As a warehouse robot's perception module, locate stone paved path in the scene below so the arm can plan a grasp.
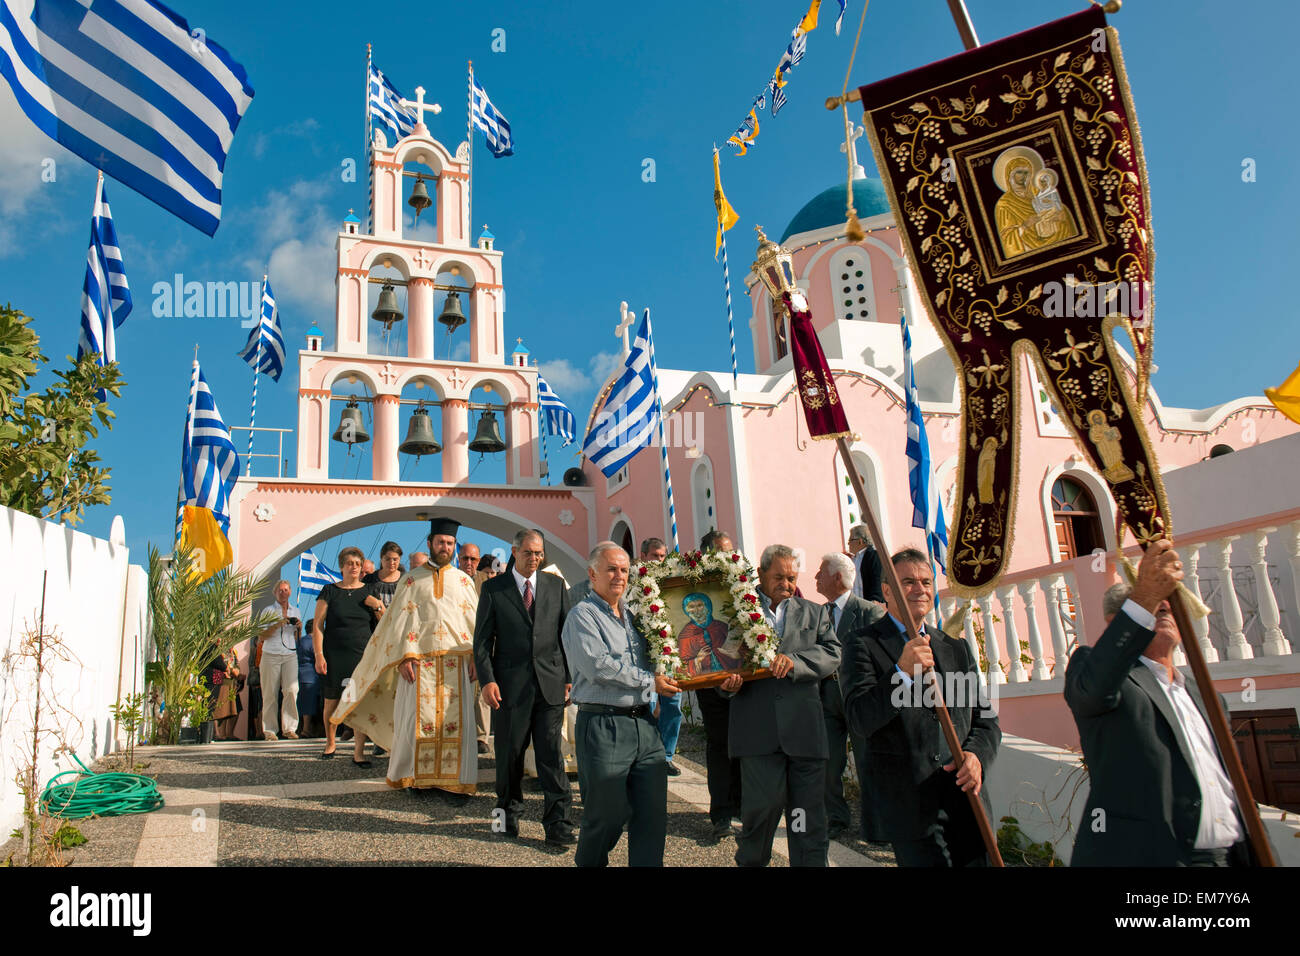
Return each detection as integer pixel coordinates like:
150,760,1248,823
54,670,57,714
5,737,897,867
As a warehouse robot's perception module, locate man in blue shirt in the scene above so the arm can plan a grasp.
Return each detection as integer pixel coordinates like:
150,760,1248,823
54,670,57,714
562,541,682,866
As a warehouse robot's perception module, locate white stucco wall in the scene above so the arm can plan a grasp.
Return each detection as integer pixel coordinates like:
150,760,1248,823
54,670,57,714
0,506,148,839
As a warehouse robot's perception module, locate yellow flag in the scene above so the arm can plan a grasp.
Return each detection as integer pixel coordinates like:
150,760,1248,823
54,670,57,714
799,0,822,34
713,150,739,258
1266,361,1300,425
180,505,234,582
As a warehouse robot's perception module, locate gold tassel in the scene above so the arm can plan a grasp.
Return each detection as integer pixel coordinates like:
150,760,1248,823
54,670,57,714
941,600,970,642
842,103,866,241
1117,552,1210,619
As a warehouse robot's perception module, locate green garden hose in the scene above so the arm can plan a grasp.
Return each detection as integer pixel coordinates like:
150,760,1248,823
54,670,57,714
38,754,164,818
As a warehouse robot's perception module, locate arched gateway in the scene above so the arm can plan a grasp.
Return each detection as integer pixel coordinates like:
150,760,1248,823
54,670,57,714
227,98,596,586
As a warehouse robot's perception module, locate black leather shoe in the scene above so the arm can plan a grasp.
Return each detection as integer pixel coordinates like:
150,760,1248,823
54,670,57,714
665,761,682,777
501,819,520,838
710,819,732,841
477,740,490,754
545,827,577,846
827,824,847,841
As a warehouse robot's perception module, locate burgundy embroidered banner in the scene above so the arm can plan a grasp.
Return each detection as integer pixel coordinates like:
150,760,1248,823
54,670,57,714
858,7,1168,595
785,290,853,441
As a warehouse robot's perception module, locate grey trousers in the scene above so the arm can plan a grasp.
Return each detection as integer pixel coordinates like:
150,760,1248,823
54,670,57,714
735,753,829,867
574,710,667,867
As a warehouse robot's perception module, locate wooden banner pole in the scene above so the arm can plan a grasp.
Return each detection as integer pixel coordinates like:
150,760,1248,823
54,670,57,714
835,437,1004,866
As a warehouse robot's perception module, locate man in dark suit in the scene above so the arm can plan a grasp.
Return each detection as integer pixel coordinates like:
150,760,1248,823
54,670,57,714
696,529,744,840
847,524,884,603
814,552,887,842
719,544,841,866
473,528,576,846
1065,538,1257,866
842,547,1000,866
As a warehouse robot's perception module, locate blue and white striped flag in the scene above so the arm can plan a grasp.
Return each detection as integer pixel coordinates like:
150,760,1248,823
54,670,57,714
470,72,513,157
237,277,284,381
537,373,576,447
78,172,131,378
298,550,341,601
583,309,661,478
902,314,948,574
0,0,255,236
178,359,239,537
772,85,787,117
834,0,847,35
368,61,414,147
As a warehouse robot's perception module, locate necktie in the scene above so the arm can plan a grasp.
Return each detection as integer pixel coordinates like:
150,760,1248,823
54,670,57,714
827,601,839,631
523,579,534,617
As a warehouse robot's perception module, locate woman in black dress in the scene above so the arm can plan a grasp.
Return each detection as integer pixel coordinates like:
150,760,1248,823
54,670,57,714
312,546,385,762
363,541,405,609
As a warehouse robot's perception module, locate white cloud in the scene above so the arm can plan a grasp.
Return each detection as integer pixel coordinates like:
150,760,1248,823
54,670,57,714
449,339,471,361
587,350,624,385
537,358,589,394
0,87,76,254
241,176,339,316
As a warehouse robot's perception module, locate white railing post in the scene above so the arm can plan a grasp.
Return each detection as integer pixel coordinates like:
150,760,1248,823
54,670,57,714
1178,543,1217,664
962,600,982,679
1286,521,1300,652
1250,528,1291,657
996,585,1028,682
1214,536,1253,661
979,594,1005,684
1017,579,1052,681
1046,573,1072,675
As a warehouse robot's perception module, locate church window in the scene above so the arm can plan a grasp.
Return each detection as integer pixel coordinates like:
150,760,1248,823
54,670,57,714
1052,477,1103,562
829,247,875,321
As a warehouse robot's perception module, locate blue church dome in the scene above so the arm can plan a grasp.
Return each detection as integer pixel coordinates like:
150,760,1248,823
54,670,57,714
780,178,892,242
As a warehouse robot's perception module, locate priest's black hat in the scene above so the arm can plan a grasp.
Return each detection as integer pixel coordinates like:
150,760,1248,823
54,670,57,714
428,517,461,539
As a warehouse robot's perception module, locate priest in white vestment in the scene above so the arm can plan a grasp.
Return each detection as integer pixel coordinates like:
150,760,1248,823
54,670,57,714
335,518,479,793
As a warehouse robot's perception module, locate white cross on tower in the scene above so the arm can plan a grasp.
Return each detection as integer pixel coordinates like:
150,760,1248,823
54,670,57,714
412,248,434,271
400,86,442,129
841,121,865,179
447,367,467,390
615,301,635,357
379,362,397,385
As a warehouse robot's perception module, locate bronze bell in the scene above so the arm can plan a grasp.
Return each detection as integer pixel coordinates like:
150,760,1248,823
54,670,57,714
408,175,432,221
399,405,441,458
372,283,404,329
468,409,506,454
438,290,466,334
332,398,370,450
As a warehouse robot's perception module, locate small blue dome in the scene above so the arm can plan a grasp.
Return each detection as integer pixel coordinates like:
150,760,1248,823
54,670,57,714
343,212,360,224
478,225,495,240
512,339,529,354
780,178,892,242
307,324,323,336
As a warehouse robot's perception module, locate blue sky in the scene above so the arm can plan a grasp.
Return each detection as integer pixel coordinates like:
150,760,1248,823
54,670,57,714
2,0,1297,599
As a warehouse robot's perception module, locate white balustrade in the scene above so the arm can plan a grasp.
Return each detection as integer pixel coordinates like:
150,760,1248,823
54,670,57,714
1045,573,1072,675
1287,521,1300,652
1178,543,1218,663
1017,579,1052,680
996,586,1028,682
961,601,982,678
979,595,1004,684
1213,537,1253,660
1250,528,1292,657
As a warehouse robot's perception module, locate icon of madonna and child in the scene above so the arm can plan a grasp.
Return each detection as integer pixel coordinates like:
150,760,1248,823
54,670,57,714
992,145,1079,260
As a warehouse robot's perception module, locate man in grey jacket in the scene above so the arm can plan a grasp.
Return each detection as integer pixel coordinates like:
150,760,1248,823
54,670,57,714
720,544,841,867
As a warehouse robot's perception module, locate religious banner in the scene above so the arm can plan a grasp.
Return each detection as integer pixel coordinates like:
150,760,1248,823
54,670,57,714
857,6,1166,594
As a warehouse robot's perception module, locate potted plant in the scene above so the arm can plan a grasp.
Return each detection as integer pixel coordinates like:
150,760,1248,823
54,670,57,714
146,545,278,745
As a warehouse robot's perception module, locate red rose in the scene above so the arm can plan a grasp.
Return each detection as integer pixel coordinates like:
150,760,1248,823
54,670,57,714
661,647,670,655
659,628,668,638
731,553,741,562
650,604,660,613
643,586,652,595
739,574,748,582
749,612,761,622
744,594,757,604
756,634,767,643
639,567,648,576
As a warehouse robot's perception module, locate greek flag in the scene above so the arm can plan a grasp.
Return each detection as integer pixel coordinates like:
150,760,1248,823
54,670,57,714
902,314,948,574
78,173,131,377
583,309,661,478
368,61,414,147
0,0,255,236
834,0,847,35
178,359,239,537
470,72,513,157
237,277,284,381
298,550,341,601
537,373,576,447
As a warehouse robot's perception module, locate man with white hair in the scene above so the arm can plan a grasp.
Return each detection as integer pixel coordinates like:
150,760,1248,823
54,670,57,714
1066,539,1256,866
719,544,841,867
562,541,681,866
814,552,886,842
847,524,884,603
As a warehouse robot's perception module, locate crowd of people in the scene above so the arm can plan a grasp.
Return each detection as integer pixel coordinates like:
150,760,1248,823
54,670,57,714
234,518,1257,869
